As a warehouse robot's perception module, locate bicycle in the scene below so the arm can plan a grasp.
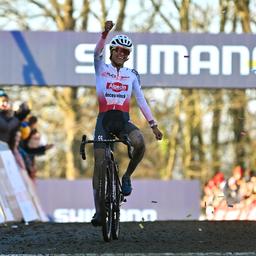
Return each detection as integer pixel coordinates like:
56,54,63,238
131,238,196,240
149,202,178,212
80,133,133,242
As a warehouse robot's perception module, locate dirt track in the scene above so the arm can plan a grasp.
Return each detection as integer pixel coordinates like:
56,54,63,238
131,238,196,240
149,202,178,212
1,221,256,254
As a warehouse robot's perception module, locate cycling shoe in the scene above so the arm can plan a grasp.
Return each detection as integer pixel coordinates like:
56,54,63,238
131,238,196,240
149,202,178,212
91,213,102,227
122,175,132,196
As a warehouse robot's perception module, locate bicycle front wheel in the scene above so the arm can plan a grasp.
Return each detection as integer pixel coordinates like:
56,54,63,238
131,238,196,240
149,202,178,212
100,161,113,242
111,164,121,240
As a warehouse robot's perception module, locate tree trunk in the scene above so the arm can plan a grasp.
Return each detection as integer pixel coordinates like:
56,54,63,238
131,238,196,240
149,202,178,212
235,0,251,33
177,0,205,179
180,0,190,32
230,0,251,167
181,90,192,178
54,87,79,179
163,101,181,179
210,90,222,172
209,0,229,173
81,0,90,30
115,0,128,31
219,0,229,32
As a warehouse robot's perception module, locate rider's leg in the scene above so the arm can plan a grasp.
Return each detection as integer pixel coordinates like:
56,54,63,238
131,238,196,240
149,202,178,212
122,129,145,196
92,113,106,226
92,147,105,226
125,129,145,176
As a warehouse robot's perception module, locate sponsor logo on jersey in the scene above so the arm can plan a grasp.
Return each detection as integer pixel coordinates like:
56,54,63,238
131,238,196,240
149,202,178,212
120,75,130,79
106,82,128,92
105,92,125,98
101,71,116,78
101,71,130,80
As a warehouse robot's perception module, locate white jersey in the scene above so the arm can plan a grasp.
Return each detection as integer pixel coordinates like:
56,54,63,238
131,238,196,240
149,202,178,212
94,36,154,122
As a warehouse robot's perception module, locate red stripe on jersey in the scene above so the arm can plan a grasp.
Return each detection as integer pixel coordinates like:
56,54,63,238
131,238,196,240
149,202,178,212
98,97,130,112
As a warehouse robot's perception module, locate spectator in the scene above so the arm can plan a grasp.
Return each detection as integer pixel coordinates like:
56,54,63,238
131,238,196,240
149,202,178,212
0,89,19,142
20,115,38,140
28,115,38,130
20,128,53,180
0,89,30,143
20,121,31,140
223,165,244,205
22,129,53,155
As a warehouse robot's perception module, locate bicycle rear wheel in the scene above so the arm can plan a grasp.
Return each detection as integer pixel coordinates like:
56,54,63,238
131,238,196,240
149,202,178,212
111,164,121,240
99,161,113,242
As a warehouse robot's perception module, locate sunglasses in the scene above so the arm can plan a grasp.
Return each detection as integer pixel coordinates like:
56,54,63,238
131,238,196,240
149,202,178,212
114,47,130,56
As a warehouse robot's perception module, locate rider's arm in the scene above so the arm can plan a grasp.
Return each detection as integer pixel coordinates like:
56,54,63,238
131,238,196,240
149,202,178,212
94,35,106,74
94,21,113,74
94,32,108,60
132,69,158,129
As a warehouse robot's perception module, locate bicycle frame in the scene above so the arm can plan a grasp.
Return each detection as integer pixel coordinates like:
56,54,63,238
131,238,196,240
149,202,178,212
80,134,132,242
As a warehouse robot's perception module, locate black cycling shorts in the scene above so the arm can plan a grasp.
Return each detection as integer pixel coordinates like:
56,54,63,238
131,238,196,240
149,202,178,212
94,110,138,149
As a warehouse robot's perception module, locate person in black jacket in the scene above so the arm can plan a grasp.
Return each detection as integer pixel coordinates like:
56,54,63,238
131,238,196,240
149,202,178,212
0,89,30,143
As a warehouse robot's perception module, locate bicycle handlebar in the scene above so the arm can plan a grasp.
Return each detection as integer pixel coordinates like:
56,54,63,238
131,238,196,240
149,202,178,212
80,134,133,160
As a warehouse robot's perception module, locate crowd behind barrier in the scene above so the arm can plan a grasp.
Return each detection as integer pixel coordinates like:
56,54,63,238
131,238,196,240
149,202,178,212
0,88,53,182
0,88,52,223
201,166,256,220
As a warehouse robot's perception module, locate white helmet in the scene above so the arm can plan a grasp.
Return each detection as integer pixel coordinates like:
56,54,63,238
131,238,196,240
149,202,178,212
109,34,133,52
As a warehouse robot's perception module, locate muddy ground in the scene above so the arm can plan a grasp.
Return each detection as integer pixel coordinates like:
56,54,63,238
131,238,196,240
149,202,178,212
0,221,256,254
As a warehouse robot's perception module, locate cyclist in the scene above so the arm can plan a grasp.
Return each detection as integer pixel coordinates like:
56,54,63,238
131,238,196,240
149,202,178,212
91,20,163,226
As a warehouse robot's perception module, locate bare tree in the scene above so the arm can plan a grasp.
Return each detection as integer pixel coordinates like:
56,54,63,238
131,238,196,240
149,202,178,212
115,0,128,31
229,0,251,167
235,0,251,33
208,0,230,174
150,0,177,31
219,0,229,32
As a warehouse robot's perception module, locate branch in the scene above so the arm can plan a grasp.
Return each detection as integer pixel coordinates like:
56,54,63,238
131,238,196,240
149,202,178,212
90,10,100,23
50,0,63,22
150,0,176,31
62,0,75,30
100,0,107,26
1,8,31,29
48,0,66,30
80,0,90,30
144,7,158,31
251,16,256,25
29,0,55,18
115,0,127,31
173,0,180,12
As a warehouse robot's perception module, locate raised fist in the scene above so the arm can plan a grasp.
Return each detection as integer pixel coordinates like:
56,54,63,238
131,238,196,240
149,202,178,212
104,20,114,32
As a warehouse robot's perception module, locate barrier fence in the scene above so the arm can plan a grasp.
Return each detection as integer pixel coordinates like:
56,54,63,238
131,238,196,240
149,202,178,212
36,179,201,222
0,141,48,223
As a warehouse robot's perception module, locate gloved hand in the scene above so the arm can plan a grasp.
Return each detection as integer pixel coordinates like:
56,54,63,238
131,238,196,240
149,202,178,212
104,20,114,32
152,126,163,140
102,20,114,38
